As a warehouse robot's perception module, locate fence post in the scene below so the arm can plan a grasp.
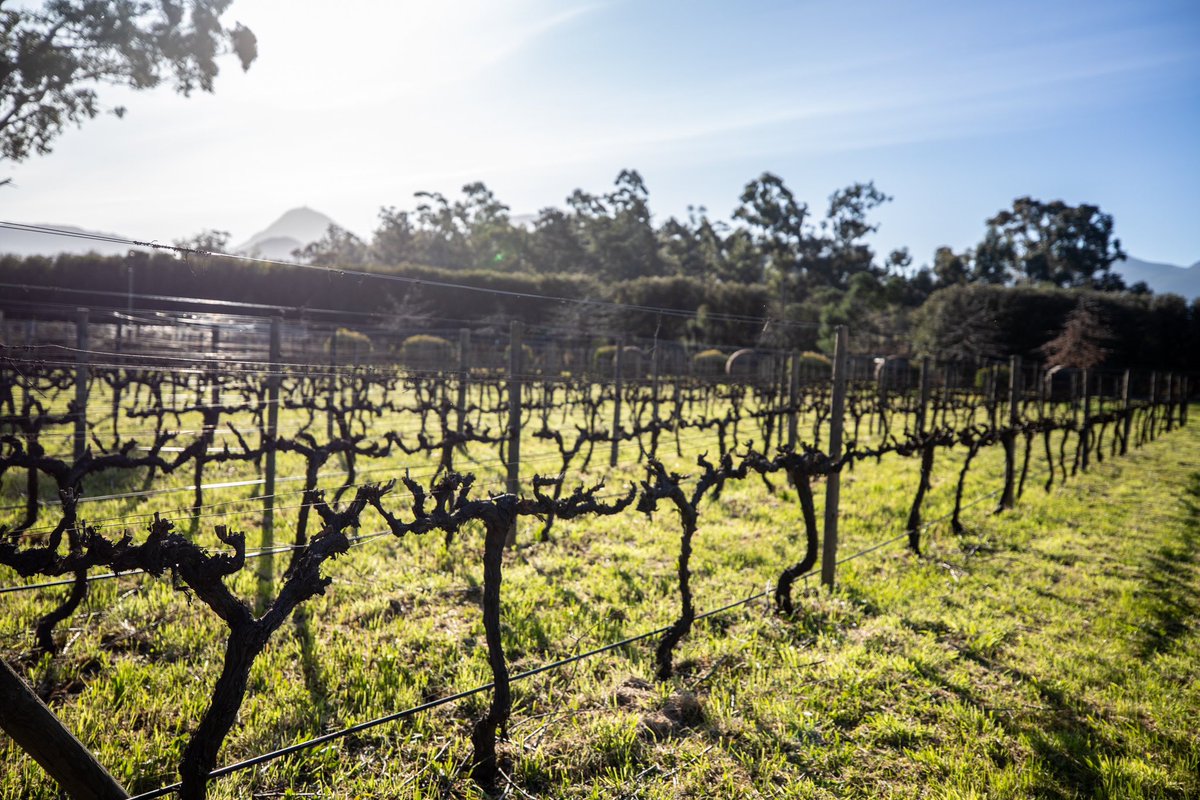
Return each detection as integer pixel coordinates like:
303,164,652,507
610,338,624,468
916,356,931,435
788,351,800,450
650,340,661,454
259,317,282,611
999,355,1021,510
457,328,471,437
1117,369,1131,455
73,308,89,461
821,325,848,590
0,660,129,800
326,327,337,444
1181,376,1189,427
506,320,524,546
905,356,933,552
210,326,221,410
1079,368,1091,471
1148,371,1158,442
1164,373,1175,432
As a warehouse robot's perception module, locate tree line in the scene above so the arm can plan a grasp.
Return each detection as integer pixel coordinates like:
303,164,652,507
3,170,1197,372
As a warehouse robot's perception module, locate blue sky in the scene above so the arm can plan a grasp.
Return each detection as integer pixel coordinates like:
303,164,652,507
3,0,1199,266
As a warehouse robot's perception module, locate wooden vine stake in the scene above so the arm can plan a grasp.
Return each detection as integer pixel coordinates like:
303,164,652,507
1120,369,1132,455
209,326,220,409
998,355,1020,510
73,308,89,461
1165,372,1175,432
905,356,933,553
327,326,337,445
457,328,471,439
1080,368,1092,471
1181,376,1189,427
1147,371,1157,443
258,316,282,611
788,351,800,450
821,325,848,589
610,338,624,467
650,339,661,456
505,320,523,546
0,660,129,800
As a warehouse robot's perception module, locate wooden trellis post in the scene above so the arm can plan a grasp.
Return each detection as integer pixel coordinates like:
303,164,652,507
610,339,624,468
821,325,848,590
209,326,221,410
788,351,800,450
0,660,128,800
258,316,282,610
1120,369,1132,455
1081,368,1092,471
1181,376,1189,427
457,328,471,437
326,327,337,445
999,355,1020,510
650,340,661,454
1148,371,1158,442
1165,373,1175,432
73,308,89,461
916,356,931,435
506,320,524,546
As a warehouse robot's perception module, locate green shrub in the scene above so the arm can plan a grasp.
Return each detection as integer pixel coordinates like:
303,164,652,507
593,345,617,370
974,364,1010,392
692,348,727,377
400,334,454,365
504,343,536,368
795,350,832,380
799,351,831,369
328,328,372,359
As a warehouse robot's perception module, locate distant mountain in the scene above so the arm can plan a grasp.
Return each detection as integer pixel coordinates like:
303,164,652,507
235,207,337,258
242,235,304,261
0,223,148,257
1113,256,1200,300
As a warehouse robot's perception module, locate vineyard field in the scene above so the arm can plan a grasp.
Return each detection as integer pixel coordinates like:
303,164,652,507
0,318,1195,799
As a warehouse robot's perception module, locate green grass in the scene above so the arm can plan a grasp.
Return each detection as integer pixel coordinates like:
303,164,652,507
1,395,1196,798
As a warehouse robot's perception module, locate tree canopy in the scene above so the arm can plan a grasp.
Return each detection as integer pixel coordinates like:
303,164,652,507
981,197,1126,288
285,171,1161,354
0,1,256,167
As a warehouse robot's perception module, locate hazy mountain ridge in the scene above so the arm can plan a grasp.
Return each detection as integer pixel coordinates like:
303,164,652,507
233,207,337,258
1112,256,1200,300
0,207,342,261
0,224,149,257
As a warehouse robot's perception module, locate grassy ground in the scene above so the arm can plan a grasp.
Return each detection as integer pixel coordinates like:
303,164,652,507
1,396,1197,799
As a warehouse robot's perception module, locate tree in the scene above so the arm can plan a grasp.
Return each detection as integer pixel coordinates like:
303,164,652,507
371,206,418,265
931,246,969,288
293,225,368,266
411,190,471,268
457,182,523,270
970,228,1013,284
572,169,664,281
658,206,741,282
733,172,808,296
1,1,257,173
174,228,230,252
1038,298,1110,369
820,180,891,287
983,197,1126,288
527,207,591,274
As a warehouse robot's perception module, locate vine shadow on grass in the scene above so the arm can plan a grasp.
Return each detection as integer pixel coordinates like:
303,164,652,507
1130,472,1199,660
